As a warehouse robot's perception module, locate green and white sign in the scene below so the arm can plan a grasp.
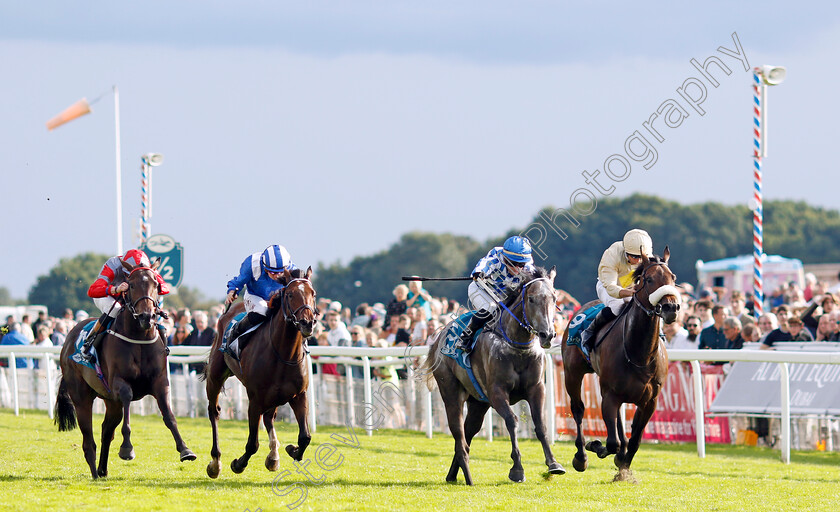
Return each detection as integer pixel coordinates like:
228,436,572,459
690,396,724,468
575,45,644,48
140,234,184,288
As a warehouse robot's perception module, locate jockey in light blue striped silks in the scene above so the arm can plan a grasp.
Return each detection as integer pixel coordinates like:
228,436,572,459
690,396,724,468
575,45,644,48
225,245,297,349
454,236,535,353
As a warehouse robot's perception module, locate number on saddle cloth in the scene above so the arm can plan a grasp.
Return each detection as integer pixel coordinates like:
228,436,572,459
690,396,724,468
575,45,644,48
567,303,607,347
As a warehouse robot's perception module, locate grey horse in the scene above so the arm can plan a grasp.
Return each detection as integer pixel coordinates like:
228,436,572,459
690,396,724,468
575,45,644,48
422,266,565,485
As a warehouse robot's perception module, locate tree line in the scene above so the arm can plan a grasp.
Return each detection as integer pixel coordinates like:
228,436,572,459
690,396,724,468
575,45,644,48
11,194,840,315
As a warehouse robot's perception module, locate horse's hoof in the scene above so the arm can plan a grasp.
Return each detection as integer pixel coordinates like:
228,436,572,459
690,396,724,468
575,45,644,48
508,469,526,483
266,455,280,471
445,476,458,483
584,440,601,453
97,468,107,478
180,449,197,462
572,456,588,472
207,461,220,479
285,444,300,461
230,459,246,474
119,447,135,461
547,462,566,475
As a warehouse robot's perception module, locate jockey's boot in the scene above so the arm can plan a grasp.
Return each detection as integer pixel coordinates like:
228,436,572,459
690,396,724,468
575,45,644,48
230,312,264,352
454,310,493,354
80,313,111,363
580,308,616,352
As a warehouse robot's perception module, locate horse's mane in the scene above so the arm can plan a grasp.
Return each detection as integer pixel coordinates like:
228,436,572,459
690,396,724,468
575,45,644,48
632,255,666,283
267,268,306,312
504,266,550,307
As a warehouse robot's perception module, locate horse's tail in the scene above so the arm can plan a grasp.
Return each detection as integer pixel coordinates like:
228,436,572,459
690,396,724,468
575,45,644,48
418,328,445,392
54,377,77,432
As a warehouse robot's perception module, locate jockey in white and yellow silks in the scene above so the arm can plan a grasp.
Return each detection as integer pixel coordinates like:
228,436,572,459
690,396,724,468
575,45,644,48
581,229,653,350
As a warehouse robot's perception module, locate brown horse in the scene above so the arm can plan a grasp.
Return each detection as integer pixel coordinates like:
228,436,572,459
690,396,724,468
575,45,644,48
423,266,565,485
55,259,195,479
204,266,317,479
560,247,680,481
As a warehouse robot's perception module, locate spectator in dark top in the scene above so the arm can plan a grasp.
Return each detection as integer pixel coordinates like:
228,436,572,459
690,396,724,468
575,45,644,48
785,317,813,342
699,305,729,350
722,317,745,350
761,305,792,350
384,284,408,328
800,294,836,337
815,313,838,341
185,311,215,347
184,311,216,373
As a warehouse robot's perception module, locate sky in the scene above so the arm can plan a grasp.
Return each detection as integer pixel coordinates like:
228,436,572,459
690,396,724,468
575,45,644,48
2,2,840,302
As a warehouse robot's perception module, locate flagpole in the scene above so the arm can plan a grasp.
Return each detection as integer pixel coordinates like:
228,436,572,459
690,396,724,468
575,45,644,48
114,85,123,255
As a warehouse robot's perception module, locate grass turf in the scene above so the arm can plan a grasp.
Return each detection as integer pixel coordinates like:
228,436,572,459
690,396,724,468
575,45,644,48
0,408,838,511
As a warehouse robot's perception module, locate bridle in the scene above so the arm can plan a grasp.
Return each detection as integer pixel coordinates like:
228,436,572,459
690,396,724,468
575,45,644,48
281,277,317,330
122,266,162,324
632,261,674,318
496,277,552,347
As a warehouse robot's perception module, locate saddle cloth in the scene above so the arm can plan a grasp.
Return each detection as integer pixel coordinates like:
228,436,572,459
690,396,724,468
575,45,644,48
565,303,606,359
70,322,100,370
220,312,262,360
439,311,489,402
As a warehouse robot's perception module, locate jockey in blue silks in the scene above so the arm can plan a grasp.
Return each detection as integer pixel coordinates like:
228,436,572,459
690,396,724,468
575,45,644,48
454,236,536,353
225,245,297,348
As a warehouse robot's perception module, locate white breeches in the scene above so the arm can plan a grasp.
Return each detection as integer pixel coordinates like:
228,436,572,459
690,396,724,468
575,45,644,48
93,296,123,318
243,290,269,316
596,280,631,315
468,281,499,313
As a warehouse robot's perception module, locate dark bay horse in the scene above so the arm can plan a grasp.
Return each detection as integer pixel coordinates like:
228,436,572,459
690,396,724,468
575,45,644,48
204,267,317,479
55,259,195,479
561,248,680,481
423,267,565,485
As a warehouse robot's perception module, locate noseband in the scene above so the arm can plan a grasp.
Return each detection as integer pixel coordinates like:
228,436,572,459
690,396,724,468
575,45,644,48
281,278,317,329
632,262,678,318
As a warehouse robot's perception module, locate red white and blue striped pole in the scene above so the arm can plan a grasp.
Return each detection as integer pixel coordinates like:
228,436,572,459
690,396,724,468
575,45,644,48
140,160,150,244
752,69,764,317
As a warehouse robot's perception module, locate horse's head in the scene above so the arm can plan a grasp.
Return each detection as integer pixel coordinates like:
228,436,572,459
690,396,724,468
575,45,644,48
281,266,318,337
634,246,681,324
520,266,558,349
120,259,161,331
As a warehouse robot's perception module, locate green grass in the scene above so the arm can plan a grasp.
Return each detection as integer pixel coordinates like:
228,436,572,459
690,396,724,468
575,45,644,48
0,408,838,511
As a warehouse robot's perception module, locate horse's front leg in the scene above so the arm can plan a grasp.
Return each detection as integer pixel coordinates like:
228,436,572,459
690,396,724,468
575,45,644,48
565,364,589,472
587,391,621,459
205,354,229,478
526,383,565,475
616,396,658,479
264,407,281,470
153,376,196,462
285,392,311,461
489,388,525,483
112,378,135,461
97,399,123,477
231,399,262,473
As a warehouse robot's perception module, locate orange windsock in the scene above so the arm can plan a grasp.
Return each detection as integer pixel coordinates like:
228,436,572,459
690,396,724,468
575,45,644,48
46,98,92,130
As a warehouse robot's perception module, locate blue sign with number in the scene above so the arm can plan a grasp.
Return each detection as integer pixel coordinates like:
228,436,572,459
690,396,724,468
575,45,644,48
140,234,184,288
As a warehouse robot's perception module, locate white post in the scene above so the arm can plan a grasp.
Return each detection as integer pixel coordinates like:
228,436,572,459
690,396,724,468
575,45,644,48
545,353,557,444
780,362,791,463
690,360,706,458
485,408,493,442
182,363,191,416
113,85,123,254
306,353,316,433
424,386,433,439
346,365,355,428
363,356,372,436
10,353,19,416
45,355,54,420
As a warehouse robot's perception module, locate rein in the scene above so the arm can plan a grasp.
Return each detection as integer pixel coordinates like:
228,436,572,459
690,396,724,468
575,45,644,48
270,277,315,366
496,278,550,347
